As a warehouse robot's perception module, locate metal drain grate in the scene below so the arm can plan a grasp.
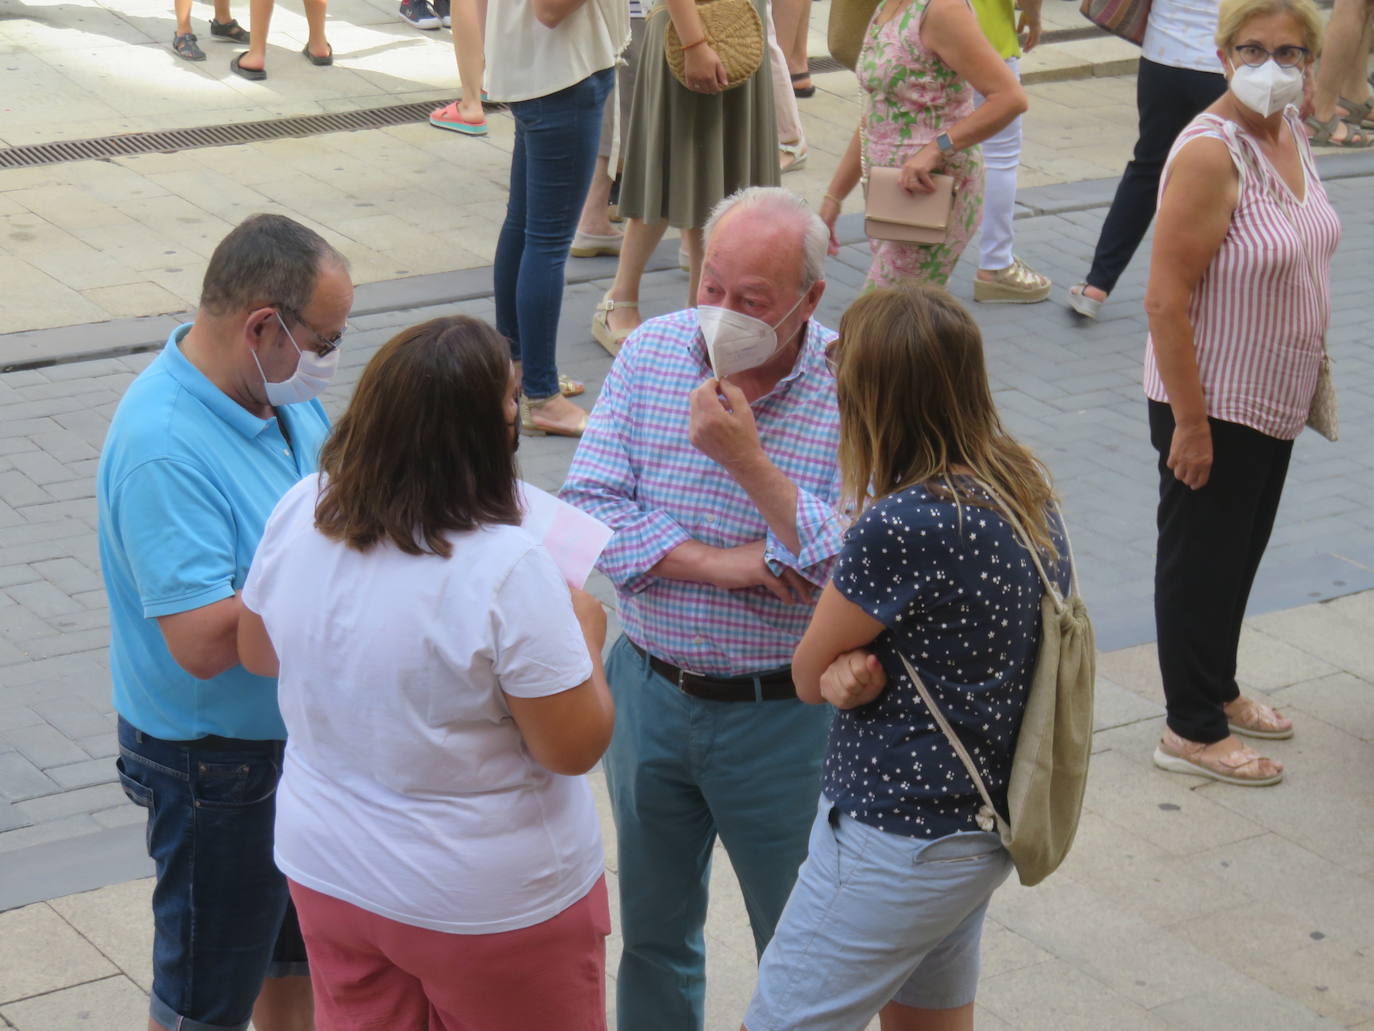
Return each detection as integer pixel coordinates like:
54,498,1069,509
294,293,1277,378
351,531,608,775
0,100,471,170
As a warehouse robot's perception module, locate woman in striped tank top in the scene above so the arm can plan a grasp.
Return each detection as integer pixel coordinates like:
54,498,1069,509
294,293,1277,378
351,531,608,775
1143,0,1339,787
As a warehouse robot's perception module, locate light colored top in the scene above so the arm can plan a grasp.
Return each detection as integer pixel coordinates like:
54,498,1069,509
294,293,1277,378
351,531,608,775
484,0,630,103
1142,0,1220,73
561,311,846,677
97,325,328,741
243,474,601,934
1143,109,1342,441
971,0,1020,60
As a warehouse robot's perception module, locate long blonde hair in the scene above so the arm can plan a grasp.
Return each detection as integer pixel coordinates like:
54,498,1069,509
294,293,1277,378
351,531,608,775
834,285,1059,556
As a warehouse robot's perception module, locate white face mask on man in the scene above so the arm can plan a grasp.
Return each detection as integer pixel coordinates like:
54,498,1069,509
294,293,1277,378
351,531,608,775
1228,57,1304,118
697,293,807,379
252,312,340,406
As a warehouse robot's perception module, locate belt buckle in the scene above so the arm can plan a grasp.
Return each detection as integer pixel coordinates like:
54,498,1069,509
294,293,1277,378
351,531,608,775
676,666,703,694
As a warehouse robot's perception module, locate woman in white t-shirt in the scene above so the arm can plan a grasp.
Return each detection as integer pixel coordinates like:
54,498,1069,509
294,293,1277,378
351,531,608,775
239,315,615,1031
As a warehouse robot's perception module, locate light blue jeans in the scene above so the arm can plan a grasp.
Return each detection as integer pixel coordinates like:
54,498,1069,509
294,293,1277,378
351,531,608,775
746,796,1013,1030
602,635,832,1031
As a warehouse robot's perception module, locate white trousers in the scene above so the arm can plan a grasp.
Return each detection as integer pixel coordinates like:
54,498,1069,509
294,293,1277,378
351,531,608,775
972,56,1021,271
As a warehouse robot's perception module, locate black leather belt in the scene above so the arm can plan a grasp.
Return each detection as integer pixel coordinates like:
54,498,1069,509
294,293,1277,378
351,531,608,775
629,639,796,702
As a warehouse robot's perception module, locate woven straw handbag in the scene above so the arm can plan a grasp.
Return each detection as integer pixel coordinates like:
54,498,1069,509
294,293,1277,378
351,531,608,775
1307,352,1338,440
828,0,881,70
664,0,764,92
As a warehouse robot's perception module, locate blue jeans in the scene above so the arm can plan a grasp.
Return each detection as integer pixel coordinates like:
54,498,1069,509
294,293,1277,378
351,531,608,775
116,717,307,1031
602,635,833,1031
494,67,614,400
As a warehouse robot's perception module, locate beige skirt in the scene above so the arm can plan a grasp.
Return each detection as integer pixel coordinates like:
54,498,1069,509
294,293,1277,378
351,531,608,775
617,0,781,229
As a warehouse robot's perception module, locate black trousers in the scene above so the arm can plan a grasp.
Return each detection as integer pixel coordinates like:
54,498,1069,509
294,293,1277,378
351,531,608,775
1086,59,1227,295
1149,401,1294,743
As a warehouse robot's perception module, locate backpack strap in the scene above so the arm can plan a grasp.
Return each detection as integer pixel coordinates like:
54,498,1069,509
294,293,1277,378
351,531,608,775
898,653,1006,833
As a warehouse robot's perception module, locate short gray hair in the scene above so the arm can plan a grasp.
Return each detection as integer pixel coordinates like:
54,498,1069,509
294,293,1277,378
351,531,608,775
703,187,829,291
199,213,349,317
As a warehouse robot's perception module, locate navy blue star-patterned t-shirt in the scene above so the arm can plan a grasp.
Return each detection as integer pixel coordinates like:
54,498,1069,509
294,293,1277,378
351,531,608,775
823,480,1070,839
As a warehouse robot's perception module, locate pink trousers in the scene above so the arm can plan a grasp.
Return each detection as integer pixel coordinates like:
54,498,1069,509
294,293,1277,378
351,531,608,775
288,876,611,1030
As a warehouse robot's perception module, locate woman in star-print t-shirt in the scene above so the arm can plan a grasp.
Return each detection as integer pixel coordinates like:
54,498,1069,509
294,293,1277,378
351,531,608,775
744,284,1070,1031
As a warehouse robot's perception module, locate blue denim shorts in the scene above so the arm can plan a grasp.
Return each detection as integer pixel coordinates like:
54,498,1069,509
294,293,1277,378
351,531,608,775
116,717,307,1031
745,795,1013,1030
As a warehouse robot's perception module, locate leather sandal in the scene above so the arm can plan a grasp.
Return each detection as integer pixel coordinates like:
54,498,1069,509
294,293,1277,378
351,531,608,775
1304,113,1373,148
1152,729,1283,787
208,18,250,43
1336,95,1374,131
172,31,206,61
520,394,587,438
790,71,815,98
591,291,637,357
1224,696,1294,740
558,374,585,398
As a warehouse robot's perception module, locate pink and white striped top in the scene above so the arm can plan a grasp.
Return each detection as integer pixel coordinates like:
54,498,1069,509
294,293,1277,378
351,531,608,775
1143,107,1342,441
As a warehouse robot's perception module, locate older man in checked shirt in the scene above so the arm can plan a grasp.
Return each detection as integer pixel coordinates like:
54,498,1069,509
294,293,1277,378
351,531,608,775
562,187,844,1031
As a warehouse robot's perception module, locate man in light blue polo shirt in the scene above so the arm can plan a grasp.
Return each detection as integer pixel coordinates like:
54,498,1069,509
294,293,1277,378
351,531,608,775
98,213,352,1031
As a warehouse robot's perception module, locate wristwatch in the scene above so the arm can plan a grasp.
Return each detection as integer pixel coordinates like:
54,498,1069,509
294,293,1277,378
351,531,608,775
935,132,954,153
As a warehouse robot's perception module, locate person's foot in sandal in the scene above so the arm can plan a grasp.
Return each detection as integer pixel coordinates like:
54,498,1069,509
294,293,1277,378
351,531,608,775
172,31,206,61
790,70,815,98
1152,728,1283,786
231,51,266,79
1305,113,1373,148
208,18,250,43
521,393,588,438
1223,695,1293,739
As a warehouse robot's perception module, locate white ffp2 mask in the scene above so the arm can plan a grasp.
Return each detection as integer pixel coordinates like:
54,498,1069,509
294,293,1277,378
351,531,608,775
1229,58,1304,118
697,294,806,378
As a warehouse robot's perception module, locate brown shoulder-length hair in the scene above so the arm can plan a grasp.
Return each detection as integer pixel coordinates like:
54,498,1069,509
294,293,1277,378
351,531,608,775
314,315,521,557
833,285,1059,556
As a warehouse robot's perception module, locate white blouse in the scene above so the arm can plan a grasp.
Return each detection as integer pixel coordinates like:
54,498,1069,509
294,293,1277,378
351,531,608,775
1142,0,1221,73
484,0,630,103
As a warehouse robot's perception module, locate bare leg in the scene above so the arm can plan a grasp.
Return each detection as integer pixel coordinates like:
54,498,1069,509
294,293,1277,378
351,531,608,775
212,0,233,25
605,218,670,334
682,226,705,305
771,0,809,81
251,975,314,1031
1311,0,1374,139
788,0,810,85
879,1000,976,1031
451,0,486,122
578,156,618,236
237,0,274,70
1337,8,1374,105
174,0,193,34
303,0,329,58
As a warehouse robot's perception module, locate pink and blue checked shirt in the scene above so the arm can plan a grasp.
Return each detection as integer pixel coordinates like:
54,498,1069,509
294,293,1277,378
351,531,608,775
562,309,846,677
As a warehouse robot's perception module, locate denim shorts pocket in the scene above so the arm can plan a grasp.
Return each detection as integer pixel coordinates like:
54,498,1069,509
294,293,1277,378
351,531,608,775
115,755,153,809
913,831,1005,866
191,756,280,809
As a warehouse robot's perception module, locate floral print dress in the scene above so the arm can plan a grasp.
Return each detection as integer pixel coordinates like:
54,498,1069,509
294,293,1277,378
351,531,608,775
858,0,985,288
